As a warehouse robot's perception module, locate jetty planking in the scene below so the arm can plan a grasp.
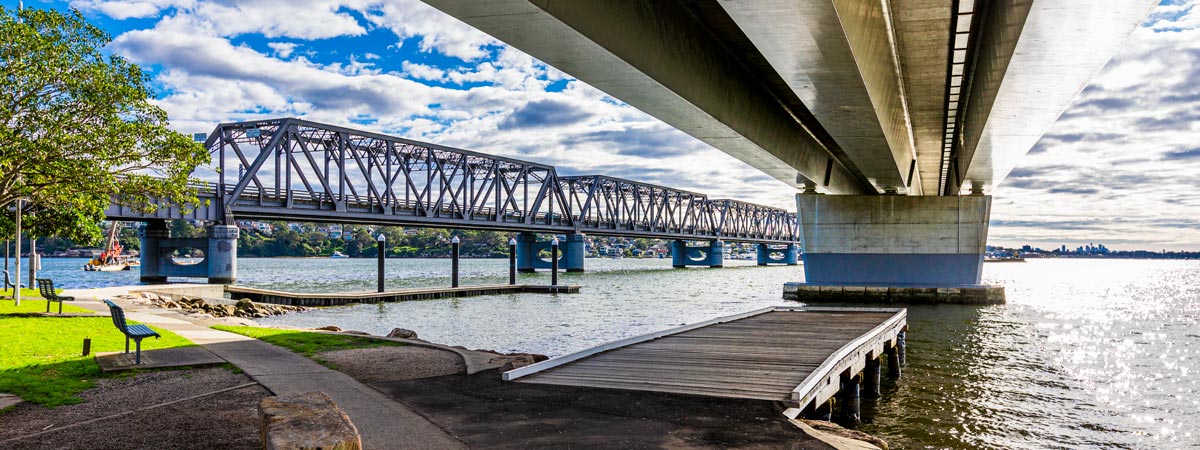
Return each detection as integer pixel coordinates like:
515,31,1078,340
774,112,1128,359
505,306,906,414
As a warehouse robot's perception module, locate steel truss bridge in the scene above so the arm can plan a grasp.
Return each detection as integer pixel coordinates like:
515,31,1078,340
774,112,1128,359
107,118,799,244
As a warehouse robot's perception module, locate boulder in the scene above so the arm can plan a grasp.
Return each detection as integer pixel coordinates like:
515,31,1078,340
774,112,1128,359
386,328,418,339
259,392,361,450
218,304,237,316
314,326,342,332
497,355,537,372
235,299,255,310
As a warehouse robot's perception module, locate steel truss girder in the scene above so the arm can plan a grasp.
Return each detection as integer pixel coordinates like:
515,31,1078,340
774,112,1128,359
138,118,800,244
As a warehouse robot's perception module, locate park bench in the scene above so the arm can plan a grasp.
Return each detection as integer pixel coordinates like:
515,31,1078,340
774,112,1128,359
103,300,160,365
36,278,75,314
3,270,13,292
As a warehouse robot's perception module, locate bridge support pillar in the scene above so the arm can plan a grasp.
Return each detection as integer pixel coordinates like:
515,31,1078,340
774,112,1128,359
139,220,169,283
206,225,238,284
756,243,798,266
138,221,238,284
795,194,991,287
515,232,585,273
672,240,724,268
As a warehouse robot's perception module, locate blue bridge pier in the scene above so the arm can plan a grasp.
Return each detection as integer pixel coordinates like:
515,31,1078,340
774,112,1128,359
515,232,585,273
139,219,238,284
671,240,724,268
757,243,799,266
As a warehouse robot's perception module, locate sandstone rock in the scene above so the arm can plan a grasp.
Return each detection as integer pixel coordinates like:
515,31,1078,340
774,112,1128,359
386,328,418,339
236,299,255,310
259,392,361,450
796,419,888,450
497,355,536,372
218,305,237,316
314,326,342,332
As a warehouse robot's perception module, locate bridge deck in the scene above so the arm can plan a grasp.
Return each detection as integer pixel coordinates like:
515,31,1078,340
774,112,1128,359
503,307,905,409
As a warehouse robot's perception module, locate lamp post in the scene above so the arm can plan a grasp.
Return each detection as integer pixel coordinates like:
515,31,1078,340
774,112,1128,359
451,236,460,288
550,236,559,286
508,237,517,285
13,200,21,305
376,234,386,293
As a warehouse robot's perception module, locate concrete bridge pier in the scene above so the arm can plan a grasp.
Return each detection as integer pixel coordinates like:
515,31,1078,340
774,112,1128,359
515,232,585,273
671,240,724,268
756,243,799,266
795,193,990,285
139,220,239,284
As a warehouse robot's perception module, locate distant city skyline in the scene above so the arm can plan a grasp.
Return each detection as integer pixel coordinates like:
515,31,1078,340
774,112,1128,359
9,0,1200,250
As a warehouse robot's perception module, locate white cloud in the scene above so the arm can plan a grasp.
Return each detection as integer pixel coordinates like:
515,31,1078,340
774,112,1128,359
359,0,497,61
69,0,191,19
266,42,297,58
401,61,445,82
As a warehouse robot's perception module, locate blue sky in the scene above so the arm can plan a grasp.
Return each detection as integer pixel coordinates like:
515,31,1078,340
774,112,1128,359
10,0,1200,250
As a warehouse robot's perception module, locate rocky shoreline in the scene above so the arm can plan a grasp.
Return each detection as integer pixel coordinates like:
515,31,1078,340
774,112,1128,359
122,292,307,319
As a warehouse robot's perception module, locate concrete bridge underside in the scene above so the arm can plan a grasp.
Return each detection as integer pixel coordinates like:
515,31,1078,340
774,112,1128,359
423,0,1155,286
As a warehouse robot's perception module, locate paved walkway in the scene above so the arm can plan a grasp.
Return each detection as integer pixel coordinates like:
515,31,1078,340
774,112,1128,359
69,291,467,450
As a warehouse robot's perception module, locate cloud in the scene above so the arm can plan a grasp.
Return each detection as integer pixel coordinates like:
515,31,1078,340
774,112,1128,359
266,42,297,58
1161,147,1200,160
499,100,592,129
69,0,190,19
401,61,446,82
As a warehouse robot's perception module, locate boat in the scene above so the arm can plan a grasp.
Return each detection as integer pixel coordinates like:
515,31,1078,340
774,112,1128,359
84,222,140,271
330,251,350,259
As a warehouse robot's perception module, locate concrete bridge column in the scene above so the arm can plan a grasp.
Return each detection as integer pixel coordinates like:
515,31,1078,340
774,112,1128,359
796,194,991,286
206,225,238,284
672,240,723,268
516,232,537,273
139,220,169,283
756,243,799,266
516,232,585,273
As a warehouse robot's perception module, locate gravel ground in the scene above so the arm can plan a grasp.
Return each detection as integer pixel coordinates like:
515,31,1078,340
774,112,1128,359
0,367,268,450
316,346,466,383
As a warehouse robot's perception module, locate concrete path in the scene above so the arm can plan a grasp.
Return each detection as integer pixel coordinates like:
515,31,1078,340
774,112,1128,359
70,294,467,450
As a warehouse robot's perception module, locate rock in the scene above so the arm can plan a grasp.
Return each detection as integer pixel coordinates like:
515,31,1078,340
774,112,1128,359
386,328,418,339
259,392,361,450
236,299,255,310
342,330,371,336
314,326,342,332
218,305,237,317
795,419,888,450
497,355,537,372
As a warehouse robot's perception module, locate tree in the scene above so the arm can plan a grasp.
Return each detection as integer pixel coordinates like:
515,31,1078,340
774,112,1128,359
0,7,209,243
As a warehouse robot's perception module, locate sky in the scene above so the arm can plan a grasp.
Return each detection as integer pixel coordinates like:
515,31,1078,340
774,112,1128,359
9,0,1200,251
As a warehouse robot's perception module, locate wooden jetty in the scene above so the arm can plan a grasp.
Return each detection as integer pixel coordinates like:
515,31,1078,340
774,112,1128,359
225,284,580,306
504,306,906,418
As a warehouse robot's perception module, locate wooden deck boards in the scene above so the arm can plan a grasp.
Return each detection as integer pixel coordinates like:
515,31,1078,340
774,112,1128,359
515,309,899,403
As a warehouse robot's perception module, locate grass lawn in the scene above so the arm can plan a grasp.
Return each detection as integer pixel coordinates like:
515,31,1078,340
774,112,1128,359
212,325,401,368
0,313,194,408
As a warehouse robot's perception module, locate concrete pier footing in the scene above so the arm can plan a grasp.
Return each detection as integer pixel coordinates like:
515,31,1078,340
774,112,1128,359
515,232,585,273
783,282,1006,304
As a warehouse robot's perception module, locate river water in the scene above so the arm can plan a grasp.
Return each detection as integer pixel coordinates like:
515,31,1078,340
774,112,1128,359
22,257,1200,449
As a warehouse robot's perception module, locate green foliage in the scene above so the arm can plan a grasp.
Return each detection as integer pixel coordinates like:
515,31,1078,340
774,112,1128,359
0,7,209,245
0,315,193,407
236,223,516,258
211,325,400,369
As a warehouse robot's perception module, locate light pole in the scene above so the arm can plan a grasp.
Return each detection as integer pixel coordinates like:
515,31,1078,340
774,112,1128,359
451,236,460,288
376,234,386,293
13,200,21,305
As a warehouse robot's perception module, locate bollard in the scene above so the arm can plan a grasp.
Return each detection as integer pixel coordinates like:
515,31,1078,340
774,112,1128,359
864,356,882,397
82,338,91,357
837,373,861,425
550,237,559,286
376,234,386,293
451,236,460,288
886,344,902,378
508,238,517,285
